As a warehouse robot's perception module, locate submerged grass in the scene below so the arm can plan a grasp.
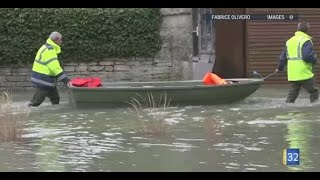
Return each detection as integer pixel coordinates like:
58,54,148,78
126,92,173,136
203,117,224,142
0,91,29,142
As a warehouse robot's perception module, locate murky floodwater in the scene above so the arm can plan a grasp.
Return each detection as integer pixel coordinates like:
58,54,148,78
1,85,320,172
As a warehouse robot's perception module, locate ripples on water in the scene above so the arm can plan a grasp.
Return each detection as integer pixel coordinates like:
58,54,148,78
1,88,320,172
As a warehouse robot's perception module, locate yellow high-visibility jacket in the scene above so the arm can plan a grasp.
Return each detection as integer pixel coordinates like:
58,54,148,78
31,38,69,89
286,31,314,81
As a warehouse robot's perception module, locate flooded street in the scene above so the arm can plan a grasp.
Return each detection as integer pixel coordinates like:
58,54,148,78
1,85,320,172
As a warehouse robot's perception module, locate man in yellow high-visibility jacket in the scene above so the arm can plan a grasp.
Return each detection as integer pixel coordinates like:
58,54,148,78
28,31,69,107
276,21,318,103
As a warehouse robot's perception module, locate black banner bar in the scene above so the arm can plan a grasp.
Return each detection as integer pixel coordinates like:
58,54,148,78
207,14,299,21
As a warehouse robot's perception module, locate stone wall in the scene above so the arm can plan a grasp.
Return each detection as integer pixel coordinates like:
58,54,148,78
0,8,193,91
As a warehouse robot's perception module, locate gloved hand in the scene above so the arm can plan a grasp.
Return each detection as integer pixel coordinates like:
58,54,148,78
62,78,70,85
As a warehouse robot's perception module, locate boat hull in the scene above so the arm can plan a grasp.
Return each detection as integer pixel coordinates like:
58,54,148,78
67,78,263,108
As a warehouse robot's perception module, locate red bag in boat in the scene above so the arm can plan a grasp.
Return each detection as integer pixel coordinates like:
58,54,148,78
70,77,88,87
87,77,102,87
70,77,102,87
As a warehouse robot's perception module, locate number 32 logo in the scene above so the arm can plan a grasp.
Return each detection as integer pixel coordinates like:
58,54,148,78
288,153,299,162
285,149,300,165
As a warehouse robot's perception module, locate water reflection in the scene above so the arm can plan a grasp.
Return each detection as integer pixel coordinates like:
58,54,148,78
284,112,314,171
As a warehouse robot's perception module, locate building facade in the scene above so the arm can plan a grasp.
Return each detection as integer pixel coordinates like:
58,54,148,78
1,8,320,90
212,8,320,84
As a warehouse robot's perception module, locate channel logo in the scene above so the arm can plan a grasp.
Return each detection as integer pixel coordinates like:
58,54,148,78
283,148,300,165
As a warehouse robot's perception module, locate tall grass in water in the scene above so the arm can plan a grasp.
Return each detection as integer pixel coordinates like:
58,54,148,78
0,91,29,142
126,92,172,136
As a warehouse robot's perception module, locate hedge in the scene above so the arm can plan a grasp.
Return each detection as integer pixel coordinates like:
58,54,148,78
0,8,162,65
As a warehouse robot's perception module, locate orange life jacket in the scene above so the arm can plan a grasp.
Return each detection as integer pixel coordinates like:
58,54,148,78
202,73,227,85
